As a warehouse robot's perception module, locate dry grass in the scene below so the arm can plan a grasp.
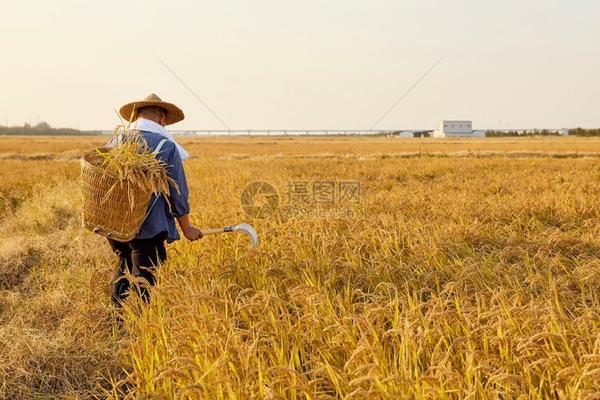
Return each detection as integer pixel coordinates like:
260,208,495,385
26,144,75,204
0,136,598,399
4,135,600,157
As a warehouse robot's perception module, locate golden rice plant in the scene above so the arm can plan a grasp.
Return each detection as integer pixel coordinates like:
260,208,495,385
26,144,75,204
1,136,599,399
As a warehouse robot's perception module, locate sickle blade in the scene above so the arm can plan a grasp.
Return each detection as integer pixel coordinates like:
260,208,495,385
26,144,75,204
231,223,258,248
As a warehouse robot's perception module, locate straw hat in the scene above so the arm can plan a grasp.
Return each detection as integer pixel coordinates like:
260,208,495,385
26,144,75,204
119,93,185,126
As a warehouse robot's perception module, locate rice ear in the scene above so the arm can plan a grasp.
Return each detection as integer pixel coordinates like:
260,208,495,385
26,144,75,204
114,109,126,131
126,105,137,130
91,130,176,212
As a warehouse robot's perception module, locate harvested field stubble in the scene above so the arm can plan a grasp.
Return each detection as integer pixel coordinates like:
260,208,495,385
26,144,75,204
0,136,598,399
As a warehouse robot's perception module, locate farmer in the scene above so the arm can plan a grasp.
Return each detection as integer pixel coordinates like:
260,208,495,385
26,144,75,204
107,94,202,306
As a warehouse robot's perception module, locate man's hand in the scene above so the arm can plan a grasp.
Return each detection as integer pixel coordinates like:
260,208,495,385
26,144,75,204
182,225,203,241
176,214,203,241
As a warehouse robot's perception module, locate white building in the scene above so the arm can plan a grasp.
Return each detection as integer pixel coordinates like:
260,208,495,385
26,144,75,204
433,120,485,138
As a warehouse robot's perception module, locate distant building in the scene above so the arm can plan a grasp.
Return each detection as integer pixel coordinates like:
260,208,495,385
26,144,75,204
432,120,485,138
559,128,570,136
414,130,432,138
390,130,431,138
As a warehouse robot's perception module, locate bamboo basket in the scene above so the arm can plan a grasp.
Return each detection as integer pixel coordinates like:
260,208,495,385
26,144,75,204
81,148,152,242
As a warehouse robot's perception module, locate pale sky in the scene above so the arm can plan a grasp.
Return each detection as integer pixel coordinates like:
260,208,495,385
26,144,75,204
1,0,599,130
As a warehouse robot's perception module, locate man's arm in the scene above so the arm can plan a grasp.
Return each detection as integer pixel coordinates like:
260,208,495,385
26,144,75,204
165,144,203,242
176,214,202,241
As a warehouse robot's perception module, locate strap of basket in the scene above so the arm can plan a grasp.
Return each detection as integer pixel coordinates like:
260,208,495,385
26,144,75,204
141,138,169,221
153,138,168,155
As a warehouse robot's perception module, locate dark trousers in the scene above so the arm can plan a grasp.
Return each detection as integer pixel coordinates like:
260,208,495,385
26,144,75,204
107,232,167,305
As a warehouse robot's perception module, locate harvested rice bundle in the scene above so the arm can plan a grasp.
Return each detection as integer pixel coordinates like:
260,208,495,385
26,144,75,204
81,127,178,242
96,130,178,210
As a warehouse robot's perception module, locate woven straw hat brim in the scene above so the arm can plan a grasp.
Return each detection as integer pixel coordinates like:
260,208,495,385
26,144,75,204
119,100,185,126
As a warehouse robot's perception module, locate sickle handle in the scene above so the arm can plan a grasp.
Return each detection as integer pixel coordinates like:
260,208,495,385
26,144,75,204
201,227,225,236
200,226,234,236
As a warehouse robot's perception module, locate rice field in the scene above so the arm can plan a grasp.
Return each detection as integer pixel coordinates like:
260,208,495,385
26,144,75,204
0,135,599,399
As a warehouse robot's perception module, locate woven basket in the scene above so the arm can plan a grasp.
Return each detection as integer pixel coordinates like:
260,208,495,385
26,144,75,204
81,148,152,242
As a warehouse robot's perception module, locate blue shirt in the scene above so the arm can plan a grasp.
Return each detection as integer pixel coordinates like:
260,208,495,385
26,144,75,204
135,131,190,243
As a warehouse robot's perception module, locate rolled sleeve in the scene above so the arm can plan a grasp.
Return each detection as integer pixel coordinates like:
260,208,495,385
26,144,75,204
165,146,190,217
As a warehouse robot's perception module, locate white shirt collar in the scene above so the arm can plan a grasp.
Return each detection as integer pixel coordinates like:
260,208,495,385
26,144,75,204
133,118,190,161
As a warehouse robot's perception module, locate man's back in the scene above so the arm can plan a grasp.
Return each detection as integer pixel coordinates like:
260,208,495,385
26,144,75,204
135,130,190,243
